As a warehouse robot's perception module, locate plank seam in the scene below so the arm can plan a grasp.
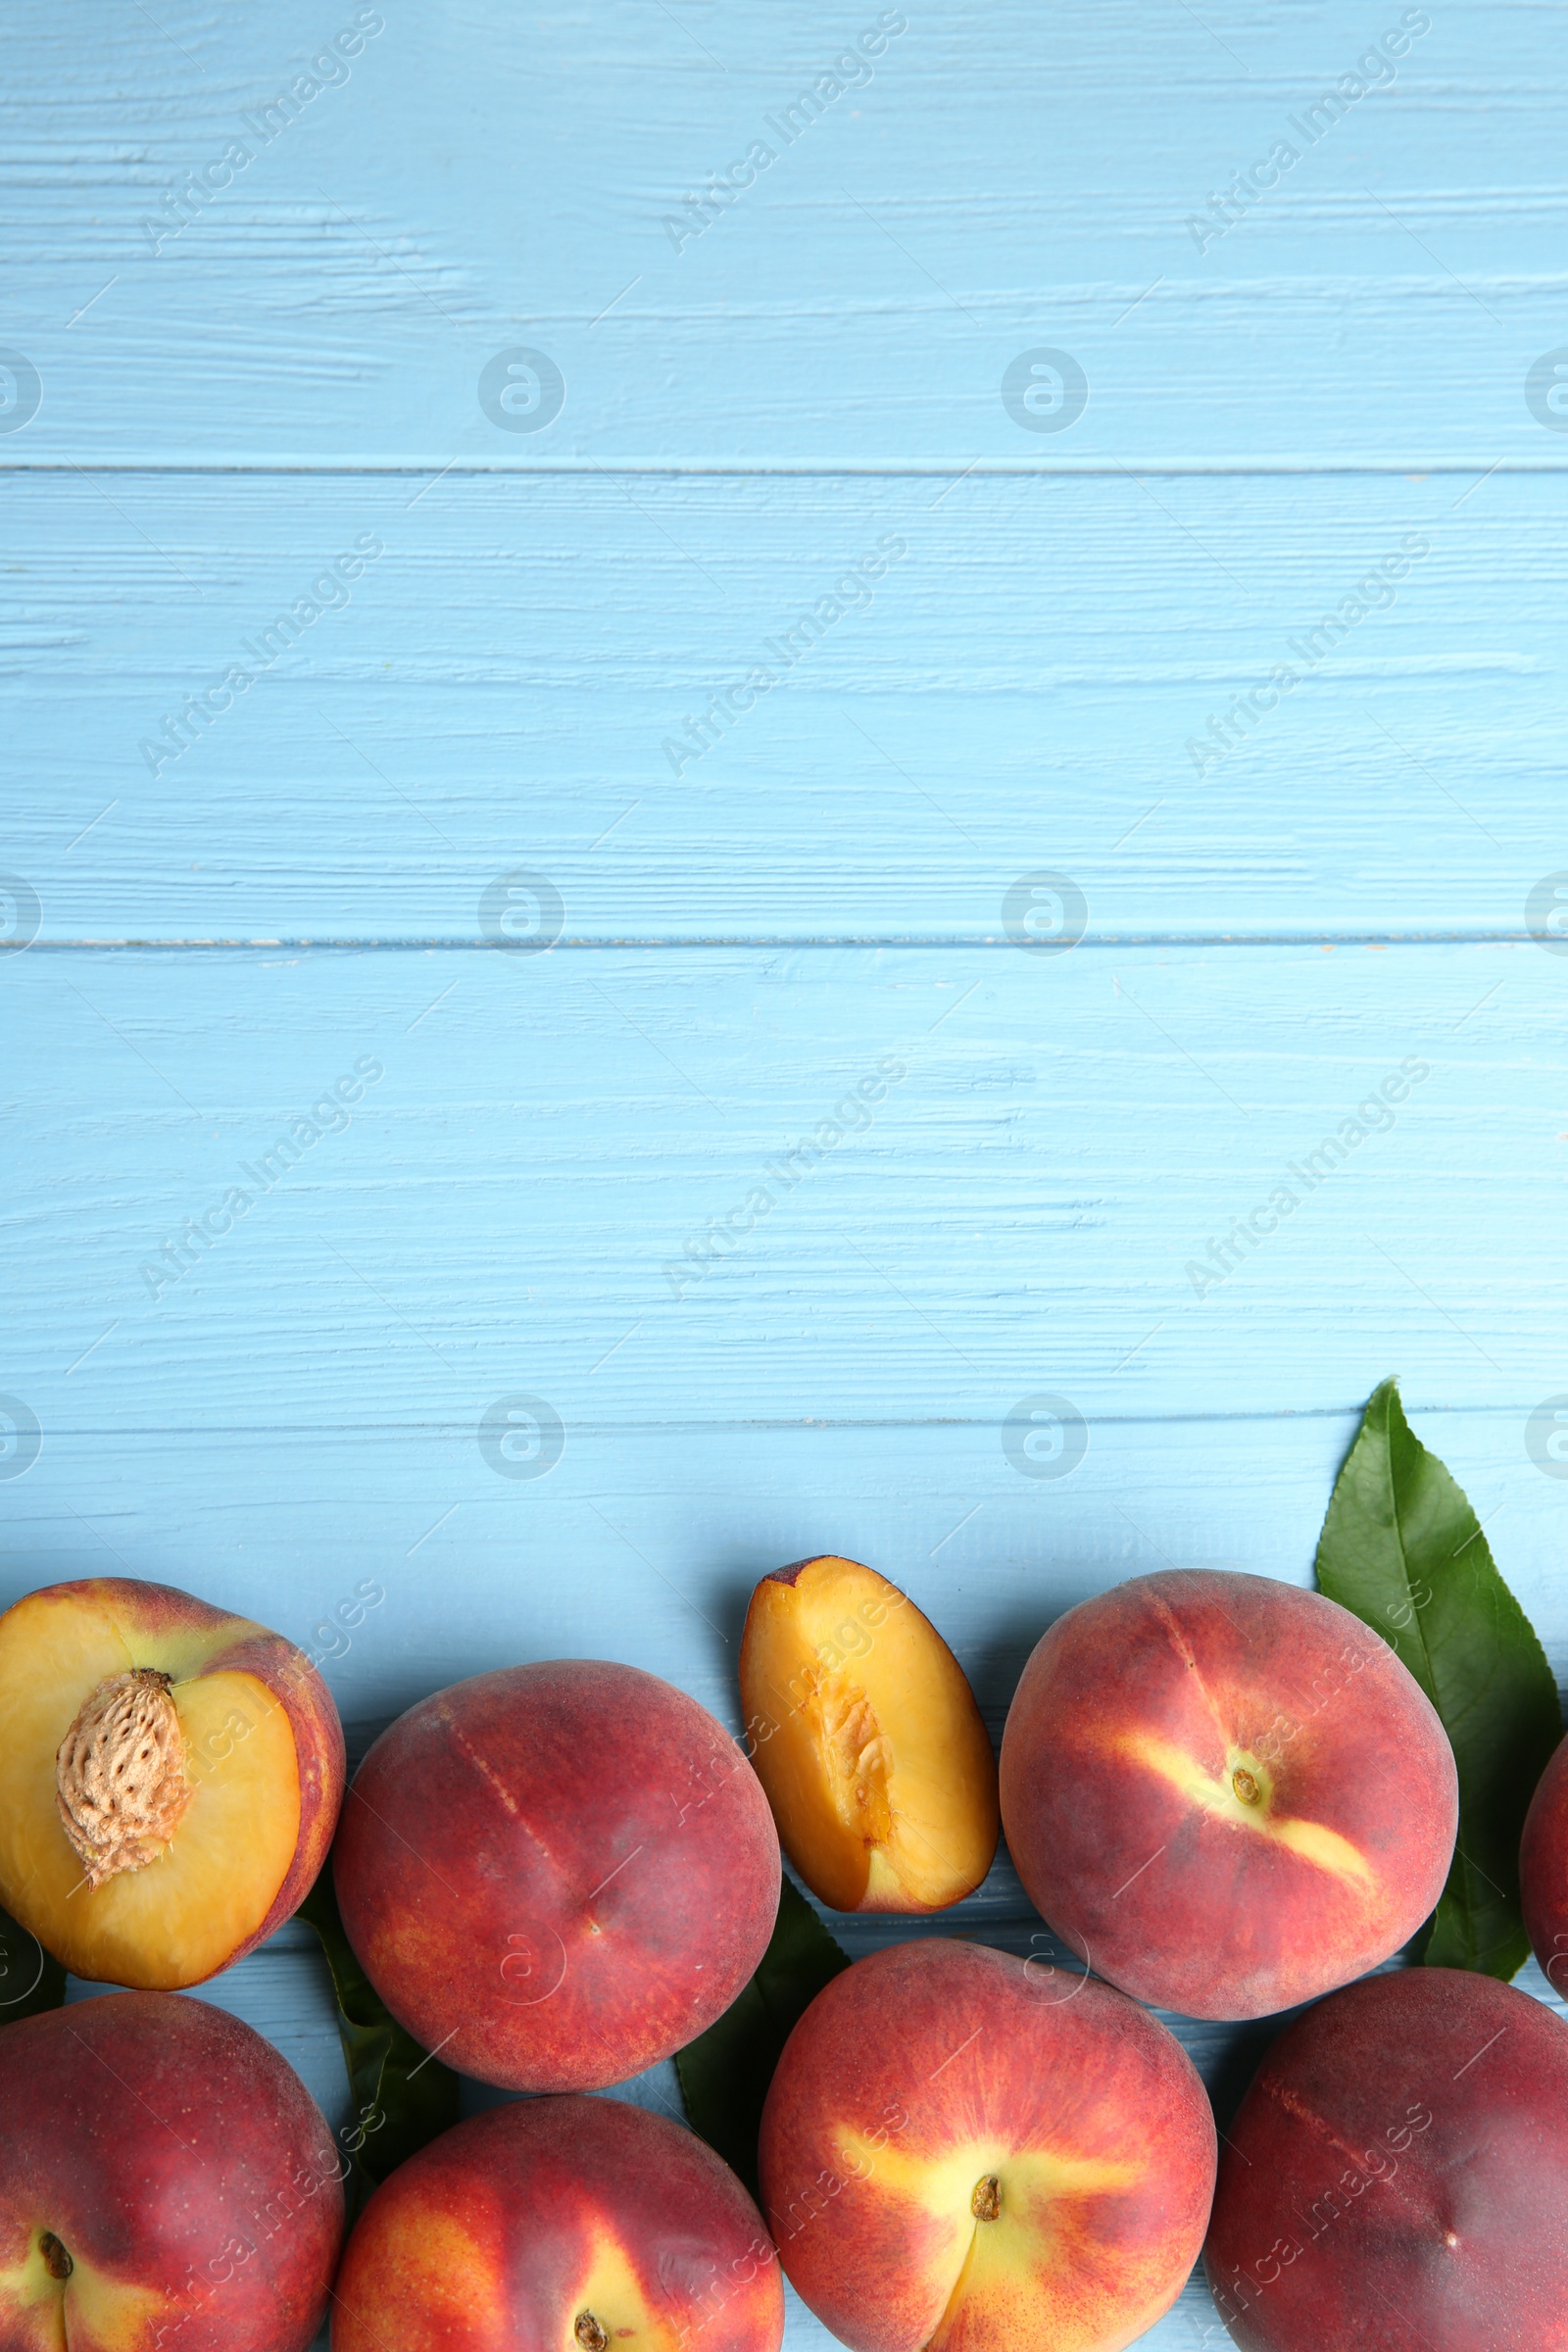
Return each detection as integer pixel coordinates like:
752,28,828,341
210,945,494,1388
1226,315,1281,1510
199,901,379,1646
14,933,1548,953
6,463,1568,481
12,1406,1538,1435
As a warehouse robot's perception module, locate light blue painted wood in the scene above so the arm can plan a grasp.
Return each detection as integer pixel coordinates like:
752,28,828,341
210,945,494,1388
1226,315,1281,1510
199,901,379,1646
7,4,1568,2345
3,943,1565,1436
5,2,1568,466
2,470,1562,942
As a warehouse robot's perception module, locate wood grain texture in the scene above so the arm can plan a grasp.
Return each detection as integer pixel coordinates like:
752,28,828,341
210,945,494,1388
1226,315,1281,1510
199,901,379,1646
8,5,1568,2345
5,1,1568,466
4,943,1564,1433
3,469,1562,941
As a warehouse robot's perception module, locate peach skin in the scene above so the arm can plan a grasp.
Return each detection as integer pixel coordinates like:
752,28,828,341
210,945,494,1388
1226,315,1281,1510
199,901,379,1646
1205,1966,1568,2350
332,2093,784,2352
0,1988,343,2352
0,1577,344,1989
1521,1732,1568,1992
759,1937,1215,2352
332,1659,781,2091
1000,1569,1457,2019
740,1555,999,1912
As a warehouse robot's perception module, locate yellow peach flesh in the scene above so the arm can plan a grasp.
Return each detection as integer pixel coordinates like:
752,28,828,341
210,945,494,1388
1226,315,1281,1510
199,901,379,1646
740,1556,998,1913
0,1591,300,1986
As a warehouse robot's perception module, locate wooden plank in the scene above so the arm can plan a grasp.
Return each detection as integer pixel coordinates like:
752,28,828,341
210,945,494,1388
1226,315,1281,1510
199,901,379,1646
4,470,1561,941
3,941,1562,1437
4,1,1566,466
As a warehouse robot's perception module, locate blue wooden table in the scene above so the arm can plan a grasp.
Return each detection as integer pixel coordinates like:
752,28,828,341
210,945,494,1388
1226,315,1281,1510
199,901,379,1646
4,4,1566,2343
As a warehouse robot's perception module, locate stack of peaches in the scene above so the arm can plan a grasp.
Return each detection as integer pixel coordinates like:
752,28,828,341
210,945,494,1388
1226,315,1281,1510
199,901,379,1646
4,1559,1568,2352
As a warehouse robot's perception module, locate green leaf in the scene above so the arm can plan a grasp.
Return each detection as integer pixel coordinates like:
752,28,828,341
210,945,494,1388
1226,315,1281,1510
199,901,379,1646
1315,1376,1561,1981
676,1875,850,2197
297,1869,460,2211
0,1906,67,2026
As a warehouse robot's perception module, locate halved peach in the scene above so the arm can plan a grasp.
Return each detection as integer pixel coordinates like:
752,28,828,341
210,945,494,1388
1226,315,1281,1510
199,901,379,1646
0,1578,344,1987
740,1555,999,1913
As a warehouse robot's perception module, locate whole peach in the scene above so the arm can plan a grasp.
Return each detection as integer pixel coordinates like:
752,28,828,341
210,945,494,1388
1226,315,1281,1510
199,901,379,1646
0,1989,343,2352
760,1937,1215,2352
332,1660,780,2091
332,2093,784,2352
1204,1966,1568,2349
1000,1570,1457,2019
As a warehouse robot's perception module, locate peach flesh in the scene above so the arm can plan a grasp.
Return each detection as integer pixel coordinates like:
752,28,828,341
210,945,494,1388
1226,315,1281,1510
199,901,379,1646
1000,1569,1458,2019
760,1936,1216,2352
0,1578,344,1988
740,1555,999,1912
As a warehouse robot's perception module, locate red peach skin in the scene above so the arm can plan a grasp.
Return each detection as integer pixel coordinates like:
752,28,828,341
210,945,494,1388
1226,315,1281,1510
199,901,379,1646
0,1990,343,2352
1204,1966,1568,2350
1521,1732,1568,1993
332,2093,784,2352
760,1937,1215,2352
1000,1570,1457,2019
333,1659,781,2091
